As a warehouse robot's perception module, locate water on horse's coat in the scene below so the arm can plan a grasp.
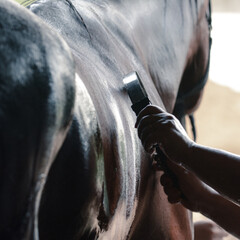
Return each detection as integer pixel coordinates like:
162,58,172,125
0,0,76,239
0,0,210,239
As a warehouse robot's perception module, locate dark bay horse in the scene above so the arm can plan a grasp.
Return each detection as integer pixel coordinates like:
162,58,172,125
0,0,211,239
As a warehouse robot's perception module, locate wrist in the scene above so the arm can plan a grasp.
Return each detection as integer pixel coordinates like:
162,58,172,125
197,188,219,216
181,139,196,169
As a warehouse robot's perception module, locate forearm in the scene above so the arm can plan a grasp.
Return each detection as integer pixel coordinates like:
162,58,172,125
198,191,240,238
183,143,240,204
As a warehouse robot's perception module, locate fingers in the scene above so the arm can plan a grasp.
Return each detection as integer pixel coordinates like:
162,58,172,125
166,160,189,176
137,113,171,138
160,173,182,204
139,121,164,152
167,190,182,204
135,105,165,128
160,173,174,187
136,111,174,153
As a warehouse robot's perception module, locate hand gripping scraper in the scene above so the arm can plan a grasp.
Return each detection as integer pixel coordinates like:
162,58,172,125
123,71,179,186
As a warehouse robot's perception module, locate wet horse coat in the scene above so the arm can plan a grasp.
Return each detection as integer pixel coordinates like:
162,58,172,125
0,1,75,239
0,0,210,239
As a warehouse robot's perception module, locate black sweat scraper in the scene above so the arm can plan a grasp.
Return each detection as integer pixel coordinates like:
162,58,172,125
123,72,179,186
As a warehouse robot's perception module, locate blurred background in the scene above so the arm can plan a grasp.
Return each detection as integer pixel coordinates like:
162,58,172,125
189,1,240,239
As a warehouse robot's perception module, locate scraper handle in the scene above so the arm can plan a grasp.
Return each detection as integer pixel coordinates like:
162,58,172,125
131,97,150,116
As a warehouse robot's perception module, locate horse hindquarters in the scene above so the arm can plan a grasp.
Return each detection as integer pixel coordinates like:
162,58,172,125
0,1,76,239
38,75,103,240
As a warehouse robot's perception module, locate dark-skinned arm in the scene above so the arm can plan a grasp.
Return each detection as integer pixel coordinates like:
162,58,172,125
136,105,240,237
160,161,240,238
136,105,240,204
184,143,240,205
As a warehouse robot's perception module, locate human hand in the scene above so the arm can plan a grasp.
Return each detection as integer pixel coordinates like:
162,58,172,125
194,221,228,240
160,160,214,212
135,105,194,164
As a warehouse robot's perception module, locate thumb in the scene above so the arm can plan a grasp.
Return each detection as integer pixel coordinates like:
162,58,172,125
166,159,189,177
